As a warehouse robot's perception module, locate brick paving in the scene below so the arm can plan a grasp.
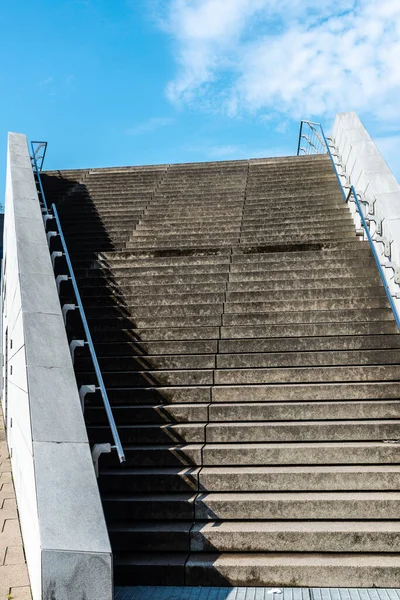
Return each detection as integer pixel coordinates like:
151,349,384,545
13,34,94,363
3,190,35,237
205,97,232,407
0,407,31,600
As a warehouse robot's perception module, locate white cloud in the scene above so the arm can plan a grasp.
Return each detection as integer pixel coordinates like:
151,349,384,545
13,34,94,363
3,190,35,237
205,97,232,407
161,0,400,121
125,117,174,135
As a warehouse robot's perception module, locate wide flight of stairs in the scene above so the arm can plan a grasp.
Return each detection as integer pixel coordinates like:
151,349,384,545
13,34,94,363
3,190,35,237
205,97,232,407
41,154,400,588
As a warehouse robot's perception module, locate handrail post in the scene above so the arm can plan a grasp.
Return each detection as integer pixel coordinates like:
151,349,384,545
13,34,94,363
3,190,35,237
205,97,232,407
296,121,303,156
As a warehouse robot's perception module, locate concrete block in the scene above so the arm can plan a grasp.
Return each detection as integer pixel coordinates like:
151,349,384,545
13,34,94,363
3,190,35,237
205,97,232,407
41,550,112,600
15,239,53,276
34,441,110,553
23,312,71,368
28,365,88,443
15,216,48,245
20,274,60,316
13,196,43,221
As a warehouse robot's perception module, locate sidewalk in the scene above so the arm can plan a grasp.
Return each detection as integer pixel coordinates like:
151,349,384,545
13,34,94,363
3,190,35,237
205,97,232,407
0,407,31,600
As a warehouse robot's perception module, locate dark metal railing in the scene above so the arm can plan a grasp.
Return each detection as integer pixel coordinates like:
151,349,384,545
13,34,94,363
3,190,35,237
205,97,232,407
296,121,400,332
30,141,125,464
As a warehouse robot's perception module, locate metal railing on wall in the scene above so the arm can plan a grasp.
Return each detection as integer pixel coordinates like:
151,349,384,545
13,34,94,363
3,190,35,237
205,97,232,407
30,141,125,469
296,121,400,332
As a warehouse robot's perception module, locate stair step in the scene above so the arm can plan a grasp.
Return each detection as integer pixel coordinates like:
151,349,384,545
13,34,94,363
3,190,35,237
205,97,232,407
89,422,206,444
185,552,400,587
109,521,191,552
86,403,209,424
191,520,400,553
206,419,400,443
219,334,400,353
99,467,201,493
198,465,400,491
211,381,400,402
202,441,400,465
208,400,400,422
195,491,400,520
103,444,203,467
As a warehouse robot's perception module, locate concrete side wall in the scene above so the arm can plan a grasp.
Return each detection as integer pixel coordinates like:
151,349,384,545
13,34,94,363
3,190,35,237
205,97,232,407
2,133,112,600
332,112,400,301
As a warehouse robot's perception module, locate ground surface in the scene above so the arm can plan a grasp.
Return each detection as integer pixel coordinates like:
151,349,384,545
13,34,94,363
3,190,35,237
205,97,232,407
114,588,400,600
0,407,31,600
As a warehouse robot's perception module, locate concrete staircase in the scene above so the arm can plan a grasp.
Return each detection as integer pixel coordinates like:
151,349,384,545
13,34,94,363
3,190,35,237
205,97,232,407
41,154,400,588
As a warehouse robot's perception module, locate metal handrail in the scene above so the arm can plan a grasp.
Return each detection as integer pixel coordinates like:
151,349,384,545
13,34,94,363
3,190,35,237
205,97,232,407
31,142,49,212
30,142,125,464
296,120,400,332
31,140,47,172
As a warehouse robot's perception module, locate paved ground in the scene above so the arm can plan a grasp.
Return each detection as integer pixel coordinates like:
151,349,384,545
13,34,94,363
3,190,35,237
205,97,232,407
114,589,400,600
0,407,31,600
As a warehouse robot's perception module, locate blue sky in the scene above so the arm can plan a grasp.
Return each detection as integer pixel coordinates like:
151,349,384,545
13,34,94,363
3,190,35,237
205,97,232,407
1,0,400,200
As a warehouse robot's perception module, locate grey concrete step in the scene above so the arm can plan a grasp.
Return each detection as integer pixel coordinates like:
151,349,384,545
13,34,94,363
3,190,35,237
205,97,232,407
79,282,227,297
208,400,400,422
103,493,196,521
78,272,229,286
89,422,206,444
97,264,230,277
85,368,213,387
191,520,400,553
81,291,226,305
231,246,371,263
78,354,215,371
103,386,211,405
109,521,191,552
99,252,231,266
228,271,380,284
124,240,237,250
219,335,400,353
91,326,220,342
129,226,358,241
185,552,400,587
91,340,218,355
216,349,400,369
195,491,400,520
114,549,187,585
211,381,400,402
224,287,385,302
103,444,203,467
221,321,398,339
83,302,223,318
99,467,201,493
87,313,222,327
214,364,400,385
202,441,400,466
86,403,209,425
198,465,400,492
222,308,394,326
206,419,400,443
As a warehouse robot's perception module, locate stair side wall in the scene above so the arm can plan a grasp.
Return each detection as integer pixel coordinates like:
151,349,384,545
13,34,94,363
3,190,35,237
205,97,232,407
332,112,400,308
1,133,112,600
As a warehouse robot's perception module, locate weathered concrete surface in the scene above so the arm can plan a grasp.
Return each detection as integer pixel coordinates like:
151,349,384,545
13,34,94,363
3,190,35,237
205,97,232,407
0,407,32,600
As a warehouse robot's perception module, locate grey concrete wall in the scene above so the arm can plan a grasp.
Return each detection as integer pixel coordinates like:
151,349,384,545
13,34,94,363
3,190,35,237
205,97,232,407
1,133,112,600
332,112,400,308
